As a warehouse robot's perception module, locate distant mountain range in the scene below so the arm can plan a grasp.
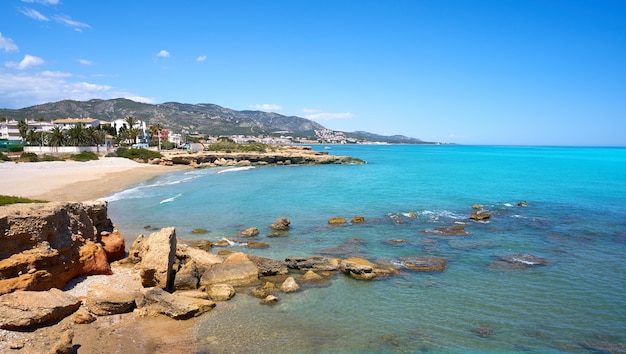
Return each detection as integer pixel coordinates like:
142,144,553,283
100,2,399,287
0,98,431,144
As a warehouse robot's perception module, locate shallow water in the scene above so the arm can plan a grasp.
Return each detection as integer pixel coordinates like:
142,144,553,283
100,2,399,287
107,145,626,352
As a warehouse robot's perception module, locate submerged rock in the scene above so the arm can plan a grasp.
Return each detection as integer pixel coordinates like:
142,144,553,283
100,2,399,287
351,216,366,223
430,224,469,235
496,254,550,265
472,326,494,338
401,256,447,272
470,212,491,221
239,227,259,237
285,256,341,271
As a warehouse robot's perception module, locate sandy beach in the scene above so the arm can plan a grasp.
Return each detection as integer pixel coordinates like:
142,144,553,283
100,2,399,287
0,158,186,202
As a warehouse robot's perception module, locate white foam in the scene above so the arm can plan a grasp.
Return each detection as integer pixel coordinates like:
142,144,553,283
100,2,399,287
160,193,182,204
218,166,256,174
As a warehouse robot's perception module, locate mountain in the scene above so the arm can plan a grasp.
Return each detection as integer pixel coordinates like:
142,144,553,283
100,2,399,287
0,98,433,143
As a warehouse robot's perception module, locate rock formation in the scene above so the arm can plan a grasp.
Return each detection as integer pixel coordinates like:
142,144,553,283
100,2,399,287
0,201,120,295
137,227,177,290
0,288,81,330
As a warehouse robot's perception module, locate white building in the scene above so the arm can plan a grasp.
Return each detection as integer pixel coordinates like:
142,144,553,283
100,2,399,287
52,118,100,130
0,119,55,140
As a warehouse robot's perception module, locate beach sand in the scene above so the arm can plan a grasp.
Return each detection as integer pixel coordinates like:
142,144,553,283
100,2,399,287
0,157,186,202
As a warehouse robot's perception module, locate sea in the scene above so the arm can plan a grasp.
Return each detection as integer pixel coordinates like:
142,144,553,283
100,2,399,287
105,144,626,353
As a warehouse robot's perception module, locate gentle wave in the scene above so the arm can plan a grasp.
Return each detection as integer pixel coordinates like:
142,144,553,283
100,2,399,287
217,166,256,174
160,193,182,204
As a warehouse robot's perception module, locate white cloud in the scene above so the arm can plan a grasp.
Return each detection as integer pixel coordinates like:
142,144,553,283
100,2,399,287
303,111,355,121
0,33,19,52
5,54,44,70
53,15,91,31
19,7,49,21
250,104,282,111
157,50,170,58
0,70,153,108
77,59,92,65
21,0,60,5
196,55,207,62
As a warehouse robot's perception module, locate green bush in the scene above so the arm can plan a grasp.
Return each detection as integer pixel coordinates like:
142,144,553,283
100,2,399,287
8,144,23,153
161,141,175,150
0,152,10,161
207,141,268,153
115,147,128,157
41,154,64,162
19,152,39,162
71,151,99,162
121,148,162,161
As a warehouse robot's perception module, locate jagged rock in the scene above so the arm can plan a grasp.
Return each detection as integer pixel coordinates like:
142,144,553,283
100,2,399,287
285,256,340,271
239,227,259,237
135,287,215,320
401,256,447,272
270,217,291,230
262,295,279,304
279,277,300,293
173,259,200,290
85,283,136,316
248,255,289,276
251,282,278,299
126,234,146,263
340,257,398,280
47,330,74,354
0,201,115,294
173,243,222,291
0,288,81,330
101,230,126,262
206,283,235,301
470,212,491,221
72,307,96,324
517,201,528,207
139,227,177,290
200,252,259,287
328,217,347,225
350,216,366,223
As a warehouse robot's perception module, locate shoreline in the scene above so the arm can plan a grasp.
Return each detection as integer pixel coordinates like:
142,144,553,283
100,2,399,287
0,158,188,202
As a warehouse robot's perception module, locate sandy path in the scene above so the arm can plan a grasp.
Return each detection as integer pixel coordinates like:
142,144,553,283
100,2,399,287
0,158,187,202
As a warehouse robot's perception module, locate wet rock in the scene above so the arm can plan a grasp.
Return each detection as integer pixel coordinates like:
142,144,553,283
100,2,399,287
350,216,366,223
135,287,215,320
206,283,235,301
497,254,550,265
488,260,529,271
239,227,259,237
472,326,494,338
285,256,341,271
200,252,259,287
517,201,528,207
328,217,347,225
279,276,300,293
85,283,136,316
270,217,291,230
139,227,177,290
248,255,288,276
340,257,398,280
0,288,81,330
470,212,491,221
472,204,483,209
251,282,278,299
401,256,447,272
262,295,278,305
246,241,269,249
383,239,409,245
267,231,289,237
431,224,469,235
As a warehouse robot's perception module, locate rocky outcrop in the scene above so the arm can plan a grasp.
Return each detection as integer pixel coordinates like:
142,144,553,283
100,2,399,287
328,217,347,225
340,257,399,280
0,288,81,330
138,227,177,290
239,227,259,237
0,201,117,295
206,283,236,301
279,277,300,293
135,287,215,320
270,217,291,231
401,256,448,272
173,243,223,291
285,256,341,271
248,255,289,276
470,212,491,221
200,252,260,287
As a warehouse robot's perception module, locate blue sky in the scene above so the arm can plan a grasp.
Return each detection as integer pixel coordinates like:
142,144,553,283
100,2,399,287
0,0,624,145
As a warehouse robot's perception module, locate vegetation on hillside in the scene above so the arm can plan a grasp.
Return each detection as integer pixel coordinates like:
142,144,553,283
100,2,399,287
207,138,271,153
0,195,47,206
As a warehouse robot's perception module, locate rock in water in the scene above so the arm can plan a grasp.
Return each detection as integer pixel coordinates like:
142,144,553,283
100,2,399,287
135,287,215,320
0,289,81,330
270,217,291,230
200,252,259,287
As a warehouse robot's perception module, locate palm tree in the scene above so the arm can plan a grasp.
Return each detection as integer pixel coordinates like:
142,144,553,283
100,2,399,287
149,123,163,150
85,127,106,154
48,127,65,153
17,120,28,142
66,123,88,146
124,116,140,144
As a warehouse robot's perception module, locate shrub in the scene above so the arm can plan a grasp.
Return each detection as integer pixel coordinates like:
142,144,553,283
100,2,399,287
71,151,99,162
19,152,39,162
121,148,162,161
0,152,10,161
8,144,23,153
41,154,64,162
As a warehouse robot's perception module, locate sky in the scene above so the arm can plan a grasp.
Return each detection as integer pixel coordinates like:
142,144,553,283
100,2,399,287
0,0,624,146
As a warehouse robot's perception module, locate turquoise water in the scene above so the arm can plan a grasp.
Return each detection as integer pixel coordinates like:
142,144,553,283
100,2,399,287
107,145,626,353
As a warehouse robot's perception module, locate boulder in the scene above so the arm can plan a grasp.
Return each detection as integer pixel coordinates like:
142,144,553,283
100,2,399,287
350,216,366,223
285,256,340,271
279,277,300,293
100,230,126,262
139,227,177,290
340,257,398,280
470,212,491,221
250,282,278,299
246,241,269,248
239,227,259,237
401,256,447,272
328,217,347,225
0,201,116,294
72,307,96,324
248,255,289,276
126,234,146,263
172,242,222,291
206,283,235,301
262,295,279,305
471,204,483,210
200,252,259,287
85,283,136,316
431,224,469,235
135,287,215,320
173,259,200,290
48,330,74,354
0,288,81,330
270,217,291,230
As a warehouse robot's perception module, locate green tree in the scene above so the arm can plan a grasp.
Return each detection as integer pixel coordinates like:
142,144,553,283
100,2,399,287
66,123,89,146
17,120,28,142
25,129,42,146
48,127,65,152
86,127,106,153
124,116,140,144
149,123,164,150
